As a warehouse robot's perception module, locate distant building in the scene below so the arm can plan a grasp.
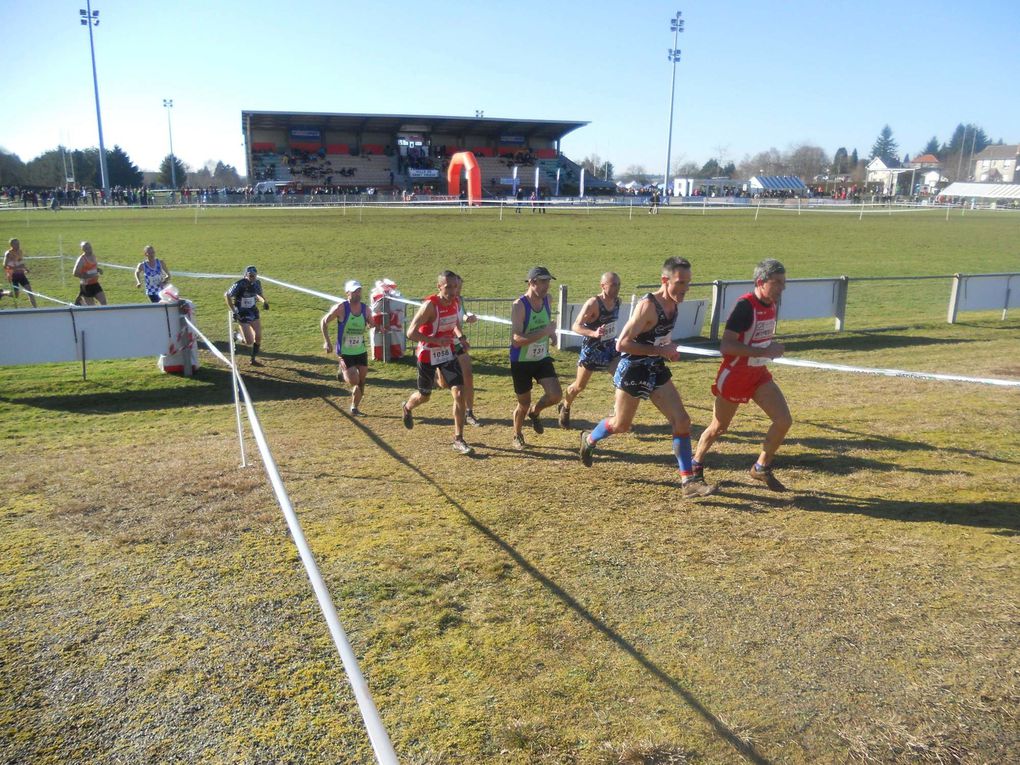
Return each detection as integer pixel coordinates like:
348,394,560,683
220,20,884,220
972,144,1020,183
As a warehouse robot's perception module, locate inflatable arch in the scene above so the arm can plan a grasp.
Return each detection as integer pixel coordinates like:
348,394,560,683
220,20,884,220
446,151,482,205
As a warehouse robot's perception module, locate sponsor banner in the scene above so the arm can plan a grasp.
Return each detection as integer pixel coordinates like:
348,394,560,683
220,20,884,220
408,168,439,179
499,134,525,145
499,177,517,186
289,127,321,140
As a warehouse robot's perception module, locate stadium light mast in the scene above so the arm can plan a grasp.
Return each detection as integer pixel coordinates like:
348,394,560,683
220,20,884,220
663,11,684,194
163,99,177,189
79,0,110,201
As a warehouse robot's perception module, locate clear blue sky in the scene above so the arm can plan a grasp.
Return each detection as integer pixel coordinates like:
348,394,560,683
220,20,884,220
3,0,1018,177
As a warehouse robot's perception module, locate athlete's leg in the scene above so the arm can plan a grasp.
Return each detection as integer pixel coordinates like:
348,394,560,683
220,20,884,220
94,289,107,306
458,353,475,411
451,384,466,440
693,395,741,463
513,390,531,435
563,366,594,409
650,381,697,477
530,375,562,416
588,387,640,445
240,321,256,345
751,381,792,467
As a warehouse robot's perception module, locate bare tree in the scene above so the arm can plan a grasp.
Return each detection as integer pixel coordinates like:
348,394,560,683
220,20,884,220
786,143,830,180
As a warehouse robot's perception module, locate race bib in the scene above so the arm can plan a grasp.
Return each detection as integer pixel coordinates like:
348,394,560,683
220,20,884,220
343,334,362,349
430,346,453,365
601,321,617,339
525,342,548,361
654,335,672,347
749,341,770,366
240,296,256,308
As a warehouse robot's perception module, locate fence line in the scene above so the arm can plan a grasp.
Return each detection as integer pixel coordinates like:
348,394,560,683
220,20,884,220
184,319,399,765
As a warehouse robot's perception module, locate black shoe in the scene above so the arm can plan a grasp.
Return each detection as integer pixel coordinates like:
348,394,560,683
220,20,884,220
579,430,595,467
528,410,544,434
402,404,413,430
750,463,786,492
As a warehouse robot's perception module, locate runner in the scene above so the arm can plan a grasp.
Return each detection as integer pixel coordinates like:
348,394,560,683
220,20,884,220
72,241,107,306
694,258,792,491
509,266,562,450
579,256,716,499
558,272,621,428
438,279,482,427
133,245,171,303
321,279,371,415
3,238,36,308
401,270,474,455
224,265,269,365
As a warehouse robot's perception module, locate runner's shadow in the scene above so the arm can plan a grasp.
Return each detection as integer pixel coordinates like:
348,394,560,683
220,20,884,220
323,397,773,765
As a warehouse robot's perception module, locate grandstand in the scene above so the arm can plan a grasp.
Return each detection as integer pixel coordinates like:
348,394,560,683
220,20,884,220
241,111,612,195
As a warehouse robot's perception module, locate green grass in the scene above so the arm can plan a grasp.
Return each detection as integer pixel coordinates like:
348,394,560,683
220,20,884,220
2,206,1018,764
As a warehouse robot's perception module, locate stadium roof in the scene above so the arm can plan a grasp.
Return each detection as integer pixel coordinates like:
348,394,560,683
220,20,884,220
748,175,807,191
241,111,588,142
938,182,1020,199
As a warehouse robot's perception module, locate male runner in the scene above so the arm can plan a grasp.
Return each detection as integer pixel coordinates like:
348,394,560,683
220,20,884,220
224,265,269,365
510,266,562,450
72,241,107,306
579,256,715,498
694,258,792,491
401,270,474,455
321,279,371,415
133,245,171,303
558,272,621,428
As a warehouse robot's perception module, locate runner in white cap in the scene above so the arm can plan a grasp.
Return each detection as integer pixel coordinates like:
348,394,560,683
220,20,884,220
321,279,371,415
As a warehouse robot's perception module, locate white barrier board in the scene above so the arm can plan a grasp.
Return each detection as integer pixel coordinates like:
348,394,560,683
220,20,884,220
954,274,1020,312
0,303,182,366
560,299,706,349
716,278,843,323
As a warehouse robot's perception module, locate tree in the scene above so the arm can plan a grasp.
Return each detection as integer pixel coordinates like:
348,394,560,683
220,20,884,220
212,161,242,187
869,125,899,164
620,165,651,184
0,148,27,186
850,148,858,167
831,147,849,176
159,154,188,188
921,136,940,158
579,153,613,181
786,143,829,180
698,158,722,177
673,161,700,177
736,148,785,179
25,149,66,187
106,145,142,187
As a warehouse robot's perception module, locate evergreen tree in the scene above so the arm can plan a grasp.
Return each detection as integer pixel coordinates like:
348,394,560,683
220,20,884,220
0,148,27,186
869,125,899,164
922,136,940,158
699,158,722,177
831,147,849,175
106,145,143,187
159,154,188,188
850,148,858,167
212,161,243,187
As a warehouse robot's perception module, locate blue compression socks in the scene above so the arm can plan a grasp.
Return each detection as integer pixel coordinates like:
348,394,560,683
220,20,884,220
589,418,614,444
673,434,694,477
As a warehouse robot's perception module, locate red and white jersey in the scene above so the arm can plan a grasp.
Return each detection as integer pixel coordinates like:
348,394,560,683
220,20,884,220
721,291,777,370
415,294,460,365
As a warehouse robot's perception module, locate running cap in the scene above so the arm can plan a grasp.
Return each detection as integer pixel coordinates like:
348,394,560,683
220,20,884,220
244,265,258,275
526,266,555,281
344,279,363,292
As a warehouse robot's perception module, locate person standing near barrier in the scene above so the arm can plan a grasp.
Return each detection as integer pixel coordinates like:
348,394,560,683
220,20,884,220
401,270,474,455
558,272,621,429
72,241,107,306
510,266,562,450
693,258,791,491
3,238,36,308
224,265,269,366
321,279,371,416
133,245,171,303
579,256,715,499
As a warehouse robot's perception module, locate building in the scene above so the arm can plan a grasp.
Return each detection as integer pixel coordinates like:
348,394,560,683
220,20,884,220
972,144,1020,183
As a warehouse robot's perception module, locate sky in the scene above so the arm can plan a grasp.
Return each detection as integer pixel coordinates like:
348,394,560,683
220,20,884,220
3,0,1019,178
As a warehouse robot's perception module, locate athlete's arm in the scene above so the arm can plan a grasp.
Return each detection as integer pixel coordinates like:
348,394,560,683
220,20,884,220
571,297,601,338
616,298,680,361
320,302,344,351
134,262,143,288
719,329,785,359
511,299,556,347
160,262,171,284
72,256,86,279
406,300,438,344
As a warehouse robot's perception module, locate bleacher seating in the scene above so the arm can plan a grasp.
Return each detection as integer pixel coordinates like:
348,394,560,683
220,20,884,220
287,154,396,188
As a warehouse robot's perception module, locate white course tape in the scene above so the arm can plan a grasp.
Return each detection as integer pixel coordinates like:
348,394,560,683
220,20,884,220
184,318,399,765
17,287,74,307
675,343,1020,388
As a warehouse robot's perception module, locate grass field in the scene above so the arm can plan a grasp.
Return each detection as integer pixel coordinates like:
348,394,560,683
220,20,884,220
2,206,1018,764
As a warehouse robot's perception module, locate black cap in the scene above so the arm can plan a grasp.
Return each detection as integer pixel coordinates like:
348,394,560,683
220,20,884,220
244,265,258,275
526,266,555,281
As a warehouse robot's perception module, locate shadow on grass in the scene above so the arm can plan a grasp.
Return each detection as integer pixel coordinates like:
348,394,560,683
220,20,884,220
322,397,773,765
795,490,1020,531
781,331,980,355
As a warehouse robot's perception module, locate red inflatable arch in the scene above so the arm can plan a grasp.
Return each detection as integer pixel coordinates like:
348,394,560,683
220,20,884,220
446,151,482,206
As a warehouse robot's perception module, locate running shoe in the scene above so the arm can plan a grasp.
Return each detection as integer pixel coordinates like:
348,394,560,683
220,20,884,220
557,403,571,429
452,437,474,455
336,369,344,383
465,410,481,427
249,358,262,367
350,406,364,417
234,332,244,344
402,403,413,430
681,476,717,498
528,410,544,434
579,430,595,467
512,432,527,450
749,463,787,492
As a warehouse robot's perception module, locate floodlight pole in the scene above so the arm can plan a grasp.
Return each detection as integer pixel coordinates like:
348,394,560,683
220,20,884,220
163,99,177,189
80,0,110,202
663,11,684,194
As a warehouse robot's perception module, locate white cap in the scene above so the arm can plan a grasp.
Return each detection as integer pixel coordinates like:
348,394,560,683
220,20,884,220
344,279,362,293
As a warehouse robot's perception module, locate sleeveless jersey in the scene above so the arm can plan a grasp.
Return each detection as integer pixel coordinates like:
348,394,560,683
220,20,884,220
141,259,164,295
225,278,263,309
78,254,100,285
416,294,460,365
336,301,369,356
509,294,551,362
721,291,777,370
580,296,620,354
5,251,26,278
624,293,676,360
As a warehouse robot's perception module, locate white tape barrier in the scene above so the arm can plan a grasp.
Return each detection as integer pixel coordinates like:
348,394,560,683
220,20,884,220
12,287,74,307
675,343,1020,388
384,293,585,338
184,319,399,765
